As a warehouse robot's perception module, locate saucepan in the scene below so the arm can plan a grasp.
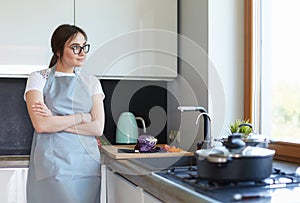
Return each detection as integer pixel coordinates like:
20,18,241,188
195,136,275,182
216,123,270,148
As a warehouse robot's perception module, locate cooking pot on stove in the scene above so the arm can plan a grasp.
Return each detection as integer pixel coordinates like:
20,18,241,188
195,135,275,182
216,123,270,148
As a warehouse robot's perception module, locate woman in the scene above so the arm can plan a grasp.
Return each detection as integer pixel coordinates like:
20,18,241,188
24,24,105,203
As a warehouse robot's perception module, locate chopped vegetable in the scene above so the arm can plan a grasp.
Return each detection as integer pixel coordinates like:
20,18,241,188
163,144,183,153
135,135,158,152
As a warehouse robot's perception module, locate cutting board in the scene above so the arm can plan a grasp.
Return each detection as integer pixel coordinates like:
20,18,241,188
101,145,194,160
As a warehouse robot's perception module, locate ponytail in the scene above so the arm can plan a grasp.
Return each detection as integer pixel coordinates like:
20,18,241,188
49,54,58,68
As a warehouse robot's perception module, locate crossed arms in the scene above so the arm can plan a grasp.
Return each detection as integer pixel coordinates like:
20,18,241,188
25,90,105,137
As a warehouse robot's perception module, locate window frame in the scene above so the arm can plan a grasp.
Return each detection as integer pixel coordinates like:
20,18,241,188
244,0,300,164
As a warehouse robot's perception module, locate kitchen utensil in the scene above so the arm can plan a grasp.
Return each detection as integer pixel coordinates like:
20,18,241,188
117,149,139,153
101,145,193,159
221,134,246,149
237,123,270,148
195,144,275,181
116,112,139,144
217,123,270,148
217,135,270,148
115,112,147,144
296,167,300,176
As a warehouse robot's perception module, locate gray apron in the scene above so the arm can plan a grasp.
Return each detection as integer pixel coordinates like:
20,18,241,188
27,66,101,203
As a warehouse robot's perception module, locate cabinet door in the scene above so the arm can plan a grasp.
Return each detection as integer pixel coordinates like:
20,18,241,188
75,0,177,80
106,168,143,203
0,168,28,203
143,190,163,203
0,0,73,75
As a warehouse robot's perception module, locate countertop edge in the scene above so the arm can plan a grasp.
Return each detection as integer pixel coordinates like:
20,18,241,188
0,155,29,168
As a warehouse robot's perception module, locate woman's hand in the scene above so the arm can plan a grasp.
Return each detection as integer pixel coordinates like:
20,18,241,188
81,113,92,123
32,101,52,117
64,113,92,134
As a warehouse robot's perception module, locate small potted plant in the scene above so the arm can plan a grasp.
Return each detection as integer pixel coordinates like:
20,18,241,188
229,119,252,138
228,119,270,148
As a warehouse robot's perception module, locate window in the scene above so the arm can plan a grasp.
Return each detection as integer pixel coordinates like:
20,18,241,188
245,0,300,163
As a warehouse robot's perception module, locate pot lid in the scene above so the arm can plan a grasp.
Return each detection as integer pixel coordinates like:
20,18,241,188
241,146,275,157
196,146,275,159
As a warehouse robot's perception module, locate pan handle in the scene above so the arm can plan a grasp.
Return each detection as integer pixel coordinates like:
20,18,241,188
237,123,253,134
238,123,253,129
206,155,229,163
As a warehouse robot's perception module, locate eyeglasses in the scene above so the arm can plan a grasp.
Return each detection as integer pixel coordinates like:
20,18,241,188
68,44,90,54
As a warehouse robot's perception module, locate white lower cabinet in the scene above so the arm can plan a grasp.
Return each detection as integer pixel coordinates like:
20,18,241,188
106,167,162,203
0,168,28,203
106,168,143,203
143,191,163,203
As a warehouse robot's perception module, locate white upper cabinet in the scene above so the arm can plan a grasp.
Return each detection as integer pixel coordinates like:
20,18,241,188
0,0,73,75
0,0,177,80
75,0,178,80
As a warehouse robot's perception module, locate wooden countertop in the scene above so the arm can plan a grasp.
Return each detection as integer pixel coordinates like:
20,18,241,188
101,144,194,160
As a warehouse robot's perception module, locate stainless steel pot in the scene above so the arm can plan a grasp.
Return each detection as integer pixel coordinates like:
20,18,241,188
217,134,270,148
216,123,270,148
195,146,275,181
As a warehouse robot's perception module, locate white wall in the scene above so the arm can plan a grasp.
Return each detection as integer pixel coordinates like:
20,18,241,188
167,0,209,151
208,0,244,139
167,0,244,150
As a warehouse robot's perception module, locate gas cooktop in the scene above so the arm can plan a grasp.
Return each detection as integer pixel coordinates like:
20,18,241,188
155,166,300,202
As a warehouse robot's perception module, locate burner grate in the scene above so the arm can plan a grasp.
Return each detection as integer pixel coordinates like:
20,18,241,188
163,167,300,191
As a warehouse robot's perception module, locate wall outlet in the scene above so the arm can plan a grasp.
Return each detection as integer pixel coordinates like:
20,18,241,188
168,130,180,147
168,130,176,143
175,131,181,147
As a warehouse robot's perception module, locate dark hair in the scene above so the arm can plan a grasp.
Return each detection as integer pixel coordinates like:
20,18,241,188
48,24,88,68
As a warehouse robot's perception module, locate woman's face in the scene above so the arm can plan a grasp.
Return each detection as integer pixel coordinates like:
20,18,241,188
60,32,88,69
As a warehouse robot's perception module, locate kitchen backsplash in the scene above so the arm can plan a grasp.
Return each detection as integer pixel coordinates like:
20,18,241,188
0,78,167,155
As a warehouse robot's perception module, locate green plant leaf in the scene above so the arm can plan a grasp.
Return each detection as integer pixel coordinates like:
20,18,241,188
229,119,252,135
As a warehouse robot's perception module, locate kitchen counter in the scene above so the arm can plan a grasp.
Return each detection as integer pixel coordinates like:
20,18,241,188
101,146,300,203
1,149,299,203
101,150,214,203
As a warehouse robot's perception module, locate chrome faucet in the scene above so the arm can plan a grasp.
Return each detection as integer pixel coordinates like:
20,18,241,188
136,117,146,134
178,106,207,113
178,106,212,150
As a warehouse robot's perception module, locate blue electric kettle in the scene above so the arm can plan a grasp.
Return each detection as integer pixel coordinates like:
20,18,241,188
116,112,146,144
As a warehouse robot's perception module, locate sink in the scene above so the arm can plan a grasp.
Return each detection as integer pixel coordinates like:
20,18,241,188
101,145,196,175
129,154,196,172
